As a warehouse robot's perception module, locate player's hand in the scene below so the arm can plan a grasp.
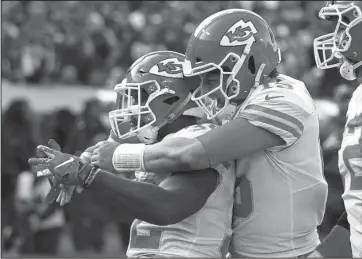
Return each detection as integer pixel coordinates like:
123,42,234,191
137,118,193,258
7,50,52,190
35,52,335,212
91,141,120,172
55,185,79,206
30,139,84,185
54,144,96,206
50,154,86,186
55,182,85,207
34,139,63,204
56,185,74,206
29,140,76,172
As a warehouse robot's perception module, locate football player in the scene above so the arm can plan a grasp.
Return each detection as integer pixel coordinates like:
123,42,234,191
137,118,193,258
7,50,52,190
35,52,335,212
90,9,328,257
311,1,362,257
30,51,236,258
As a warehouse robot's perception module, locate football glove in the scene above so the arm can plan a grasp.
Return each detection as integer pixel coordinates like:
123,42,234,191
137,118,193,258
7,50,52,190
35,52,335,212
30,139,86,205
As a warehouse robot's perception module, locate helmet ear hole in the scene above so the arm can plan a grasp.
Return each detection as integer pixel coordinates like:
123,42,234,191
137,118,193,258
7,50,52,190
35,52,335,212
353,9,359,18
230,84,238,94
248,56,256,75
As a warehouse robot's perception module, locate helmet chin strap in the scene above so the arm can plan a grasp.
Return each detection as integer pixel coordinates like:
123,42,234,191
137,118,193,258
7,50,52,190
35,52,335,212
214,103,238,125
137,93,193,144
137,126,160,144
340,59,362,81
253,63,266,88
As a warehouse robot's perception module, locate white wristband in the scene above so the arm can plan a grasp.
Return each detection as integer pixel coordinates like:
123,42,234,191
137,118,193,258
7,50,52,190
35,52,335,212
112,143,147,172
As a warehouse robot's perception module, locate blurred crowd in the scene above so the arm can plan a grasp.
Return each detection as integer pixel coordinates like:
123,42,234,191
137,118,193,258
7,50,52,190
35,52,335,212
1,98,130,256
2,1,358,92
1,0,362,256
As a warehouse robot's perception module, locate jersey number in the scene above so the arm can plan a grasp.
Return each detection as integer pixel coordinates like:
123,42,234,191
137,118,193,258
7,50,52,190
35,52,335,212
129,220,162,250
342,113,362,191
233,176,254,219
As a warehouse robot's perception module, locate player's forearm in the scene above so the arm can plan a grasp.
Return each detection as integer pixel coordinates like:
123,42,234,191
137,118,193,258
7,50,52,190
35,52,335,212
142,137,211,174
90,170,183,225
84,188,136,224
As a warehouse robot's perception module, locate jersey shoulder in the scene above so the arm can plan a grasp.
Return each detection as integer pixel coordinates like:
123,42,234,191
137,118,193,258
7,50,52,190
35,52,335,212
236,74,315,149
245,74,315,116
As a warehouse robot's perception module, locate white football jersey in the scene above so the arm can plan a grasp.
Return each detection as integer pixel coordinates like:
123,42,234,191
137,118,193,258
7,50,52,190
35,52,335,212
127,123,236,258
229,74,328,257
338,83,362,258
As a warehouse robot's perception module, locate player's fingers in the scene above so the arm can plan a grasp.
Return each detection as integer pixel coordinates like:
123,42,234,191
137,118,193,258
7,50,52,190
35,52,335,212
48,139,61,152
60,190,69,206
91,154,100,165
36,148,48,158
65,194,71,204
59,194,65,206
36,145,56,159
37,145,55,154
60,195,65,206
76,185,84,194
92,147,100,156
94,141,105,148
56,190,63,203
66,188,74,203
37,169,53,178
28,157,51,166
85,144,98,154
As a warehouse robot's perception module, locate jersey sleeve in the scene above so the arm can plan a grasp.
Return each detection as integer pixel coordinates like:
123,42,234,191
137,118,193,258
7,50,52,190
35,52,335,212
236,87,311,151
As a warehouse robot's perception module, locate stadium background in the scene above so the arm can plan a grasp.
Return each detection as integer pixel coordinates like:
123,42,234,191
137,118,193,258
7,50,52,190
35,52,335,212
2,1,362,257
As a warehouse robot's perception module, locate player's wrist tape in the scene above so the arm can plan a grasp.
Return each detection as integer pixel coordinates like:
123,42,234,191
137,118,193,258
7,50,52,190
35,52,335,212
112,143,147,172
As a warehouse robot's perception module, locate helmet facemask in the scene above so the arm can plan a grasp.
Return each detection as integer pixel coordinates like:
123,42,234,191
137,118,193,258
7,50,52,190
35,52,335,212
314,2,362,70
109,79,162,143
185,52,250,120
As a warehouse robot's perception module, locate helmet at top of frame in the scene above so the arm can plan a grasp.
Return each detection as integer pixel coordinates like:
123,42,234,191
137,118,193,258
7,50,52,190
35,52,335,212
183,8,281,120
